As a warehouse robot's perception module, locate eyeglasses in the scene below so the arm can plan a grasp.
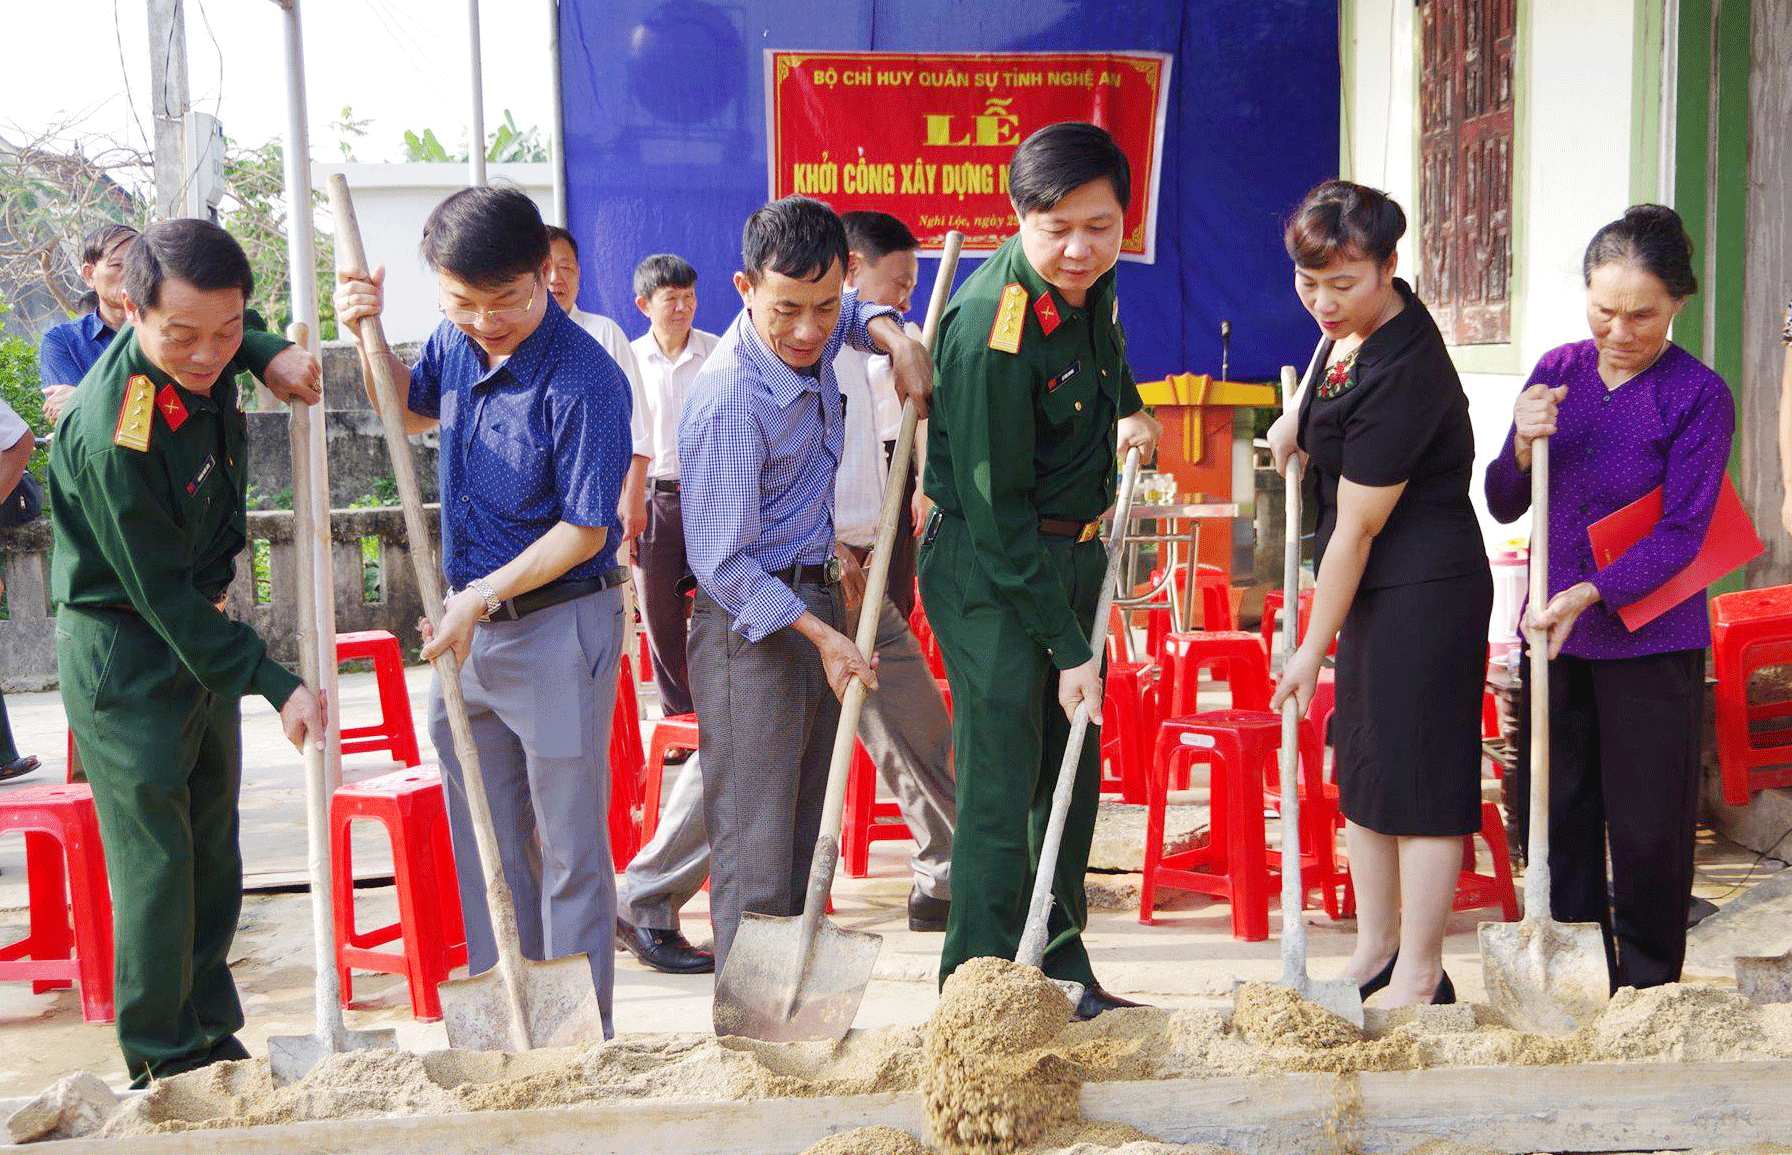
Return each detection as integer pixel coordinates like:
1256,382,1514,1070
439,283,536,326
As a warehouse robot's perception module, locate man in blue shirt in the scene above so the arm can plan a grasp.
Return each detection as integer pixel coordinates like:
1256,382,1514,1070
333,186,635,1035
39,225,137,424
679,196,931,971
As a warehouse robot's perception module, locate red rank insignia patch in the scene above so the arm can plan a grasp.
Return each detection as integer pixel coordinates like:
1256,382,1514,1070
1033,293,1061,336
155,385,189,432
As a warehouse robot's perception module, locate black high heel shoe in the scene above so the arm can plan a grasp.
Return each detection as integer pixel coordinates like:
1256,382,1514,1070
1358,952,1399,999
1431,971,1456,1005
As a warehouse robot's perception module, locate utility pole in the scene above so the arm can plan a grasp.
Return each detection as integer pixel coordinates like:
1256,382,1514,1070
148,0,191,219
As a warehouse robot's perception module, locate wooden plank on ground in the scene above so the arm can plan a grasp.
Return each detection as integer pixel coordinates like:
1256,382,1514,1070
20,1061,1792,1154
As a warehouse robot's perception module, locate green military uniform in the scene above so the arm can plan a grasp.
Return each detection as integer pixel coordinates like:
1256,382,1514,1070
49,325,301,1085
920,233,1142,988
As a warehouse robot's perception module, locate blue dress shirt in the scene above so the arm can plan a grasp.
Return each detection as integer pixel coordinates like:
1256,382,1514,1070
408,300,634,588
678,292,896,641
38,311,119,387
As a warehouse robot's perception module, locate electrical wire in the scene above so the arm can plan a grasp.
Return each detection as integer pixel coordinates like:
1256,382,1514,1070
1700,823,1792,902
112,0,151,152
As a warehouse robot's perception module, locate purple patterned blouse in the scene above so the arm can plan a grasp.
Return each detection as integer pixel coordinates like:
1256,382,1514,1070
1484,340,1735,660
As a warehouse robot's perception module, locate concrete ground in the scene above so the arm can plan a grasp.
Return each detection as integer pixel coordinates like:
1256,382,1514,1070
0,664,1775,1099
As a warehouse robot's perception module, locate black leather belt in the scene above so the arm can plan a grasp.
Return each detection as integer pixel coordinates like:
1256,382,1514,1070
774,558,843,587
491,566,628,621
1039,517,1102,543
649,478,680,494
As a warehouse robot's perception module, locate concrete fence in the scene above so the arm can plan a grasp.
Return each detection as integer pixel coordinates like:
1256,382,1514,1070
0,505,441,693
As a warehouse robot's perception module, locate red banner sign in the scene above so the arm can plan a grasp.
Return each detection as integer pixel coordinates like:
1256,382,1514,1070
766,51,1172,261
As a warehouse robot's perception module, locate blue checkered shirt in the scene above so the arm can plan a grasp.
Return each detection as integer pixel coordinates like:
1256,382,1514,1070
679,292,896,641
408,300,634,587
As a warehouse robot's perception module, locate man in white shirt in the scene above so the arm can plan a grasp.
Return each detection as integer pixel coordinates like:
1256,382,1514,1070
831,210,954,930
546,226,650,540
0,396,41,781
614,253,720,974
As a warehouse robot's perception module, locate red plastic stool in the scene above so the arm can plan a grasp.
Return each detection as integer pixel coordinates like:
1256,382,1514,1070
1143,564,1236,658
335,631,421,767
1259,589,1312,655
642,715,702,845
1259,717,1345,918
842,741,913,878
1306,668,1338,744
0,784,114,1022
1100,660,1162,804
609,655,649,870
910,598,947,681
330,766,467,1022
1160,631,1272,717
1710,586,1792,805
1332,800,1518,921
1142,710,1278,940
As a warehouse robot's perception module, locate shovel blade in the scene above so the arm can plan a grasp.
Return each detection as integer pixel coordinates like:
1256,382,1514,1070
713,912,881,1042
267,1027,400,1086
1292,977,1365,1027
439,955,603,1052
1736,949,1792,1005
1479,918,1610,1034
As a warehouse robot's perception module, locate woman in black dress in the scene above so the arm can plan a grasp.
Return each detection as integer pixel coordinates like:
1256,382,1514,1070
1268,182,1491,1007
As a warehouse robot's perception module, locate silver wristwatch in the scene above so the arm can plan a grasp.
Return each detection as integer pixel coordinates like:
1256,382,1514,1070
465,577,501,622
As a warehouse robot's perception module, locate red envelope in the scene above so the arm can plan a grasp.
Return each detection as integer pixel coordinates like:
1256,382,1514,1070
1587,474,1763,631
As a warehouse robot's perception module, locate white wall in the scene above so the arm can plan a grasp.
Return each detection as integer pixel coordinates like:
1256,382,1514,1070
1344,0,1643,547
312,162,553,344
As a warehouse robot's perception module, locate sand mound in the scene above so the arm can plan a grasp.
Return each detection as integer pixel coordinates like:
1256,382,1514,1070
1229,983,1362,1049
930,957,1075,1057
923,959,1083,1154
798,1125,930,1154
103,1051,460,1136
1591,983,1769,1062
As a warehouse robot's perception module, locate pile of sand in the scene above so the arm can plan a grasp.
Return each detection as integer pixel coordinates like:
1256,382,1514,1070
799,1126,931,1155
86,973,1792,1145
920,958,1081,1154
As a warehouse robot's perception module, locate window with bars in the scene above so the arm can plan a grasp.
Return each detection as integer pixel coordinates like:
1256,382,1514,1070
1418,0,1516,345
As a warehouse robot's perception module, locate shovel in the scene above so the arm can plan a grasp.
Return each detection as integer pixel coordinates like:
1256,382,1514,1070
269,321,399,1083
1478,435,1612,1034
1015,445,1144,994
714,231,965,1043
329,175,602,1052
1235,359,1364,1027
1736,950,1792,1004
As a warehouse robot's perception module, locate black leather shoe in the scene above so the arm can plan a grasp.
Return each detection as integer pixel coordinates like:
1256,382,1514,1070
615,918,714,974
907,887,950,932
1072,984,1148,1021
1358,952,1399,1000
1431,971,1456,1005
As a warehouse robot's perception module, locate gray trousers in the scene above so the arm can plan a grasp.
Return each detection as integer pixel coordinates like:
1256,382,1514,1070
619,593,956,937
429,588,624,1036
688,582,843,970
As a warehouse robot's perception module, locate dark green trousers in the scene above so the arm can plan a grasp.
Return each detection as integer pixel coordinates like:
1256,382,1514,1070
919,513,1105,988
56,607,250,1086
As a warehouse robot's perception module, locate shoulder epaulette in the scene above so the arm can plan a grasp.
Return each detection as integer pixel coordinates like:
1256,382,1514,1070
113,375,155,452
987,282,1028,354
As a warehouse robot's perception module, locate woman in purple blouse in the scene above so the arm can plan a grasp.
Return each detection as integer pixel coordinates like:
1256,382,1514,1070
1485,204,1734,992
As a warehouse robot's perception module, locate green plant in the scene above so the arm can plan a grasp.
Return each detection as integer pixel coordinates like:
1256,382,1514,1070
0,298,49,478
402,111,547,164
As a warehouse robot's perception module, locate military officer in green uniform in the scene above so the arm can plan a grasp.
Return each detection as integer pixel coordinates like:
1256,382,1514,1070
49,218,325,1084
921,122,1161,1018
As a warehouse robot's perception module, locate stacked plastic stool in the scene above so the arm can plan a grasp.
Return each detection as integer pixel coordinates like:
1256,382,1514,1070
330,766,467,1021
1710,585,1792,805
335,630,421,767
0,784,114,1022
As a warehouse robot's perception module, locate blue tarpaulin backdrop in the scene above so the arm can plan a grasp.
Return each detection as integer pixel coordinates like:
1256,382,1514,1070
559,1,1338,382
